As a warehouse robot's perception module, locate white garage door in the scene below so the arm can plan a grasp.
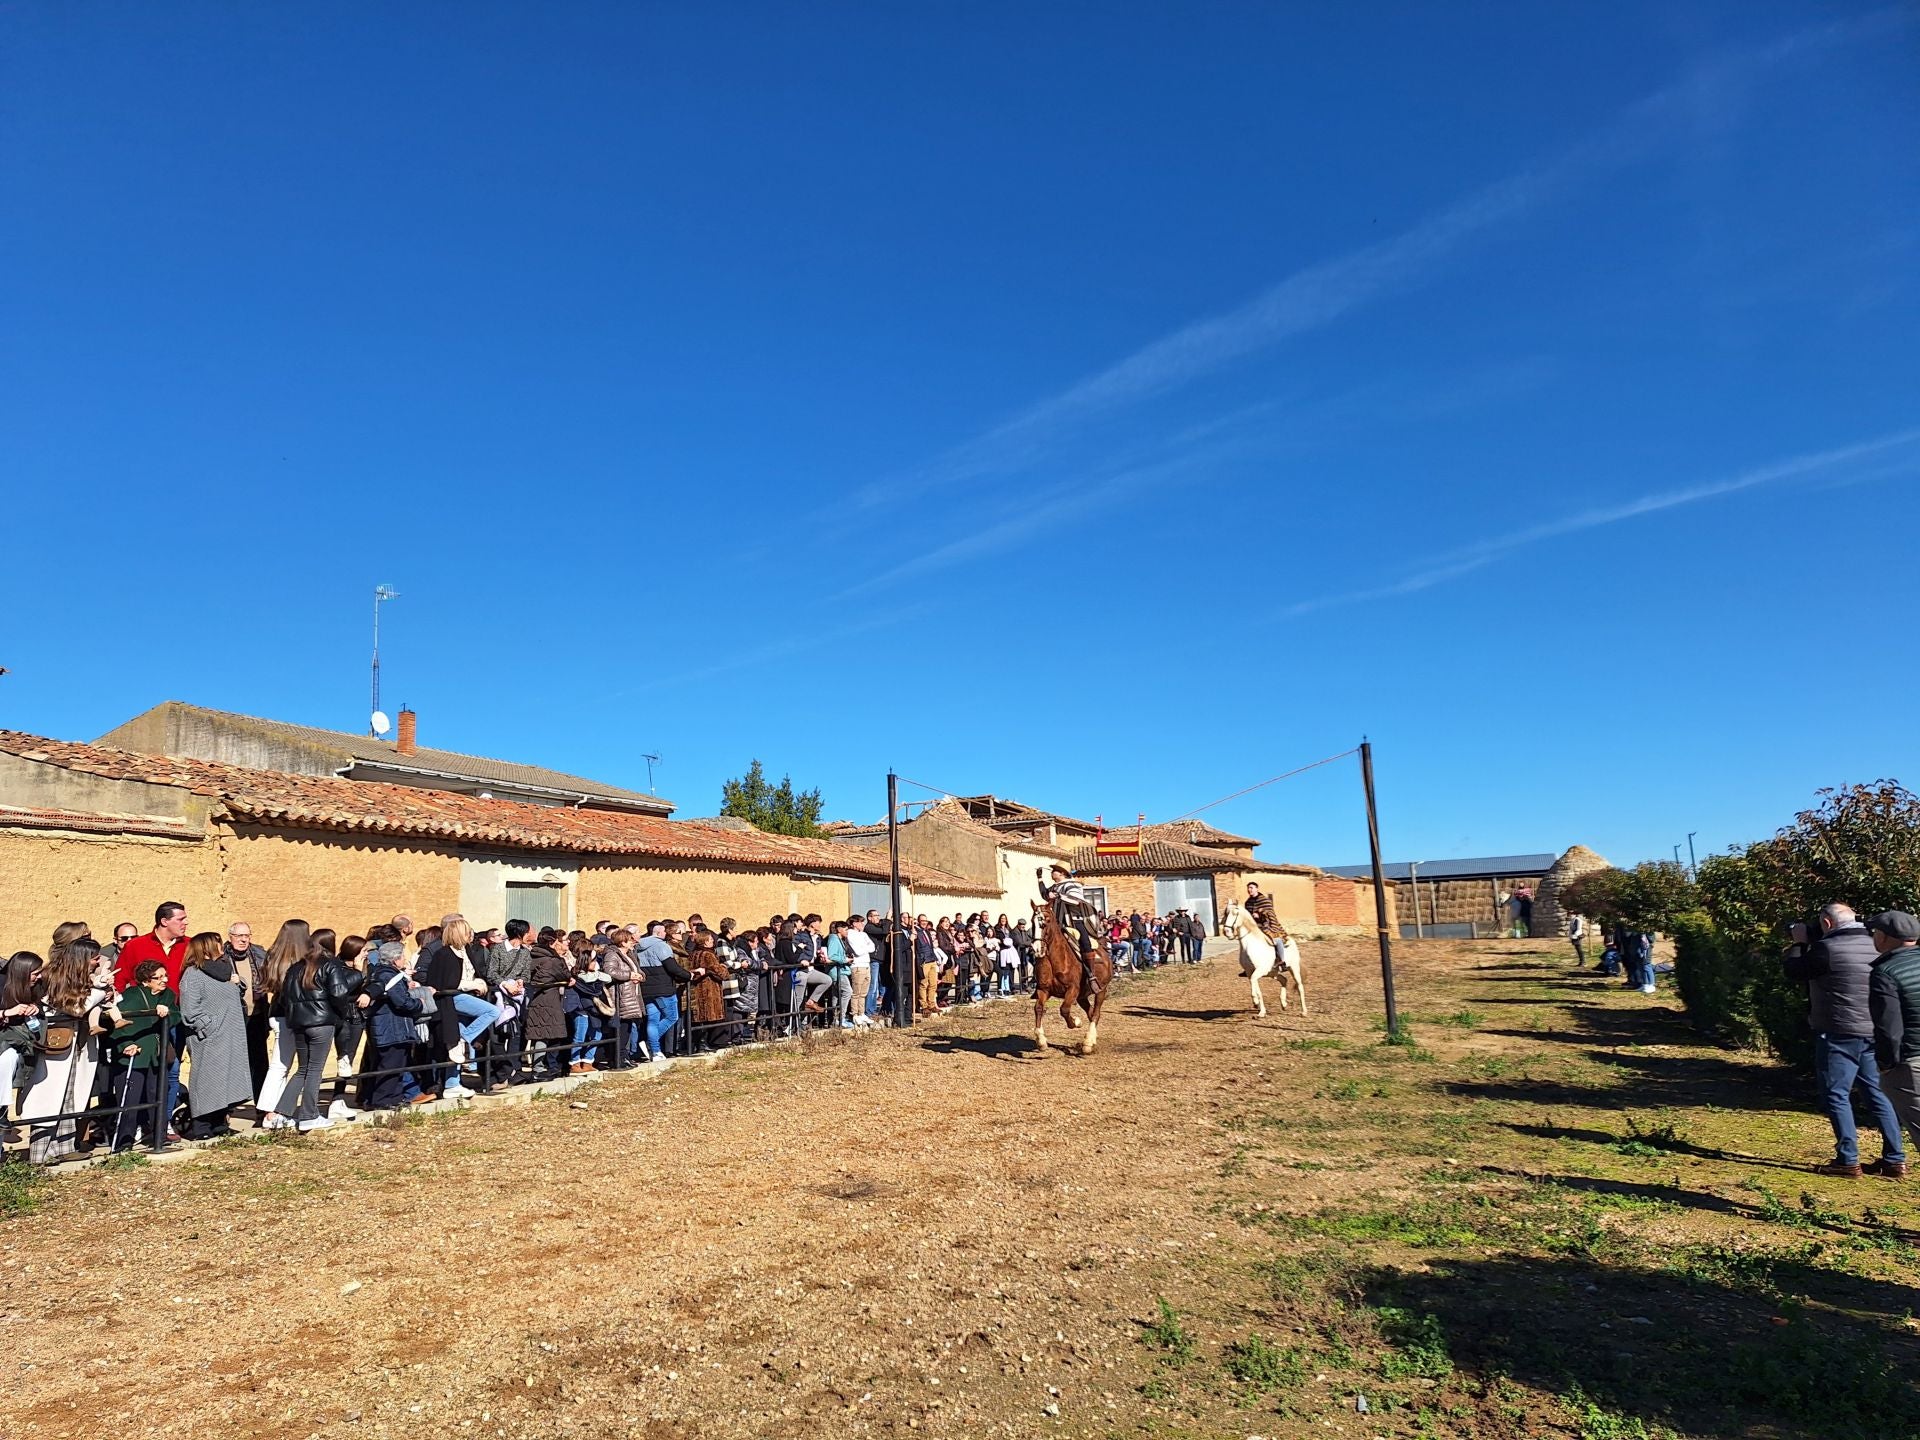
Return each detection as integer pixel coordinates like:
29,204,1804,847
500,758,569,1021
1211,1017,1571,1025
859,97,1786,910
1153,875,1216,932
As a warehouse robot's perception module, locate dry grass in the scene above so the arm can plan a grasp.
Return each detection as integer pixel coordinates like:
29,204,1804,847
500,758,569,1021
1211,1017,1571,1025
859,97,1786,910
3,938,1917,1439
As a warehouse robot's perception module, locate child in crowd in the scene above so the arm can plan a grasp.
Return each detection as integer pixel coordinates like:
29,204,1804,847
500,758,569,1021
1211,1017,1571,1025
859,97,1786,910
570,951,611,1073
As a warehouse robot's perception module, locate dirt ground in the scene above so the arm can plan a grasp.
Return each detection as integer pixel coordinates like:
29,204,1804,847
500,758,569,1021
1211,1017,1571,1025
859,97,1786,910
4,938,1917,1440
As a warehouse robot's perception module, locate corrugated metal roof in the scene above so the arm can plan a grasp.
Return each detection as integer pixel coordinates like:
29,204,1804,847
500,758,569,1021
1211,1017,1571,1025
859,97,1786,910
1323,854,1557,882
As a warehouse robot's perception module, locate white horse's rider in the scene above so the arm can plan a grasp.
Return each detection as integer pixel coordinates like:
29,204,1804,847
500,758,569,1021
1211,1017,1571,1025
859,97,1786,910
1040,862,1104,995
1243,881,1290,951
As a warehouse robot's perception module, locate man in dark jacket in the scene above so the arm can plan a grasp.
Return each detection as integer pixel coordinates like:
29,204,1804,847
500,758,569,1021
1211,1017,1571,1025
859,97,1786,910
1784,903,1909,1178
221,923,271,1093
1867,910,1920,1180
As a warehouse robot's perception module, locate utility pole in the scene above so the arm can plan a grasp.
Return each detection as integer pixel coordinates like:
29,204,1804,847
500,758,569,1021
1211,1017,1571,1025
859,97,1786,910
888,771,911,1029
1673,844,1683,867
370,585,398,734
1359,740,1401,1039
1686,832,1698,880
1408,860,1425,940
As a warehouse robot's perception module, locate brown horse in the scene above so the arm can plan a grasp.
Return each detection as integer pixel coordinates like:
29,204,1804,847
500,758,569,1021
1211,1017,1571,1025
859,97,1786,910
1032,909,1114,1054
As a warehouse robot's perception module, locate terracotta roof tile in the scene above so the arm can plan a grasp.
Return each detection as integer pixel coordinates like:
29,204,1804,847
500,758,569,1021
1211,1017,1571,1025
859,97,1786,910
0,730,897,880
0,805,199,840
1068,838,1252,876
1142,819,1262,849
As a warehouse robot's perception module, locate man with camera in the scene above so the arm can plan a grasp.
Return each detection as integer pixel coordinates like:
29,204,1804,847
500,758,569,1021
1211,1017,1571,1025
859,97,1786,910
1867,911,1920,1179
1783,904,1909,1178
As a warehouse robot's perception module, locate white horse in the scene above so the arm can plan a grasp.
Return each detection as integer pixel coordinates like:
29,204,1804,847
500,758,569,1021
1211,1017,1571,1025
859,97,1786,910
1219,901,1307,1019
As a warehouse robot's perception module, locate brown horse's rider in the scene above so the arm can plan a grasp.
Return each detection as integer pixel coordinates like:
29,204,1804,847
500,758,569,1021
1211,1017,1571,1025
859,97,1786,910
1039,862,1104,996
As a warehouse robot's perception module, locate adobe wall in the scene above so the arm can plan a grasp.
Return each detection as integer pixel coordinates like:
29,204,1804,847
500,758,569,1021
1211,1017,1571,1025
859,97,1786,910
219,825,464,938
0,826,225,955
575,861,848,930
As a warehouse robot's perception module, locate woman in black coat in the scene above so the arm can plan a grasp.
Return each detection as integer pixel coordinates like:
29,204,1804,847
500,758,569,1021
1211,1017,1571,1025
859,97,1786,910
271,938,365,1130
522,931,573,1078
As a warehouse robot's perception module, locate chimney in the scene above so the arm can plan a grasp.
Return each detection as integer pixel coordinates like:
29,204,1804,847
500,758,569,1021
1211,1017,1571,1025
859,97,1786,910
396,707,418,756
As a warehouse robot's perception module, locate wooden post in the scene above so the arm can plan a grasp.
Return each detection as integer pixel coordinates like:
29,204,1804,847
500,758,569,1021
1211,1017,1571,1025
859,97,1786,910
888,771,911,1028
1359,741,1400,1038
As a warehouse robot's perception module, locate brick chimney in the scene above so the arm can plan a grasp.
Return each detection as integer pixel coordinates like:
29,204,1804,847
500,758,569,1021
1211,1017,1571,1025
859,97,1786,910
396,707,418,756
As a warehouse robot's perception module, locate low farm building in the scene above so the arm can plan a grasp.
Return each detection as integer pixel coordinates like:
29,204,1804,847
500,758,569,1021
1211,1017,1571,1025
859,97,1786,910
0,730,931,948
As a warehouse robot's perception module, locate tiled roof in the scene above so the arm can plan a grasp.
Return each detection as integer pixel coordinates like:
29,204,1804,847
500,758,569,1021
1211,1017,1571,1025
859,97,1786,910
98,702,673,815
903,860,1003,899
953,795,1101,835
824,800,1073,860
1143,819,1261,849
1068,839,1253,876
0,804,198,841
0,730,896,880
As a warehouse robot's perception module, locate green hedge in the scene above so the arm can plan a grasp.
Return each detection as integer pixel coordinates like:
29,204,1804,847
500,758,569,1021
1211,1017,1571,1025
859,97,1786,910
1668,910,1812,1068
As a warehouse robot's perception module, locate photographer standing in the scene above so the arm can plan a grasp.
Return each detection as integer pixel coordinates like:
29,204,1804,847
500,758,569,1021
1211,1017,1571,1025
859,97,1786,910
1784,904,1909,1178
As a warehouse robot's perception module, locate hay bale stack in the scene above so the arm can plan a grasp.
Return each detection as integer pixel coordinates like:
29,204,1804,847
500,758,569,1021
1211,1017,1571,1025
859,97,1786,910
1532,844,1611,938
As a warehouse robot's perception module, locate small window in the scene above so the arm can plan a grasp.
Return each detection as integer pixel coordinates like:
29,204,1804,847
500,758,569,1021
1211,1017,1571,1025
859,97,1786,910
1083,885,1109,916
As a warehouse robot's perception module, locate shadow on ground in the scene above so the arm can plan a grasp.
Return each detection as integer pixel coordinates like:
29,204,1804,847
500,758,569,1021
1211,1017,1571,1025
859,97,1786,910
1364,1251,1920,1439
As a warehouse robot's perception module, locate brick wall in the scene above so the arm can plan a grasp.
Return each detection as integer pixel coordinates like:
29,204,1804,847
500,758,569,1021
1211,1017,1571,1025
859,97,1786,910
1314,875,1358,925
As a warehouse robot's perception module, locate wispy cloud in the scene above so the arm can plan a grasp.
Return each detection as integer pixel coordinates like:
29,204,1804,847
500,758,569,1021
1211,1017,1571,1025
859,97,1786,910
1273,427,1920,619
862,10,1906,510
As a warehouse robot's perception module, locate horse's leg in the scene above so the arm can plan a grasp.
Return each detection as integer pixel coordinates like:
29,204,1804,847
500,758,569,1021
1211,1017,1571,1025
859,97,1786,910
1080,972,1108,1054
1033,988,1050,1051
1292,963,1308,1017
1249,966,1266,1018
1275,957,1289,1011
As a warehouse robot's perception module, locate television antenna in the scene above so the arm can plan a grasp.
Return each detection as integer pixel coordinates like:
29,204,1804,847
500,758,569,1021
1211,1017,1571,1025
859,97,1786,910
371,584,399,736
641,752,661,792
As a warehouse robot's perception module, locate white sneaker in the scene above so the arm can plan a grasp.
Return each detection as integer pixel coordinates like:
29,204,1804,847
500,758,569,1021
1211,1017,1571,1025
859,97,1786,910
296,1116,332,1132
449,1041,468,1066
1639,984,1657,995
261,1113,292,1131
336,1058,355,1079
442,1083,470,1099
327,1099,351,1121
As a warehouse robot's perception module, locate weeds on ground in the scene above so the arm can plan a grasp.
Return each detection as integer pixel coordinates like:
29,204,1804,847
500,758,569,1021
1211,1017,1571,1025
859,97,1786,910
0,1160,47,1218
1222,1333,1306,1391
1139,1298,1196,1364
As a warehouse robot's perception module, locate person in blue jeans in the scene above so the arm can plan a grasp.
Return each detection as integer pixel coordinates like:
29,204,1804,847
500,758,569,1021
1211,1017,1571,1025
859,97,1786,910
635,920,691,1062
1785,903,1909,1178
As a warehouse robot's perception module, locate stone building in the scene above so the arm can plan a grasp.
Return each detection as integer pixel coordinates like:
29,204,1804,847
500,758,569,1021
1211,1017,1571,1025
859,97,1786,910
1532,845,1613,939
0,729,915,950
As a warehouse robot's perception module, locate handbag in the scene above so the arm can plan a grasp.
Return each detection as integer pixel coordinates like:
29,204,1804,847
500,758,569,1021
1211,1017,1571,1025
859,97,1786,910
35,1007,84,1059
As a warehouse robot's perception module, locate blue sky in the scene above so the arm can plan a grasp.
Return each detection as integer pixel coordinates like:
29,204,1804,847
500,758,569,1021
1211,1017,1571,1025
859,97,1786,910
2,2,1915,871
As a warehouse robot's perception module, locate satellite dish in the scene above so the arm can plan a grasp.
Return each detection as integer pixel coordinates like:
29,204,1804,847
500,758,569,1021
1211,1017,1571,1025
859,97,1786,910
370,710,392,736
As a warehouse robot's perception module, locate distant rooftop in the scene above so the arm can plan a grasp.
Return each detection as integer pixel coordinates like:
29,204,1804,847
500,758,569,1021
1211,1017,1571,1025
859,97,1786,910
1324,853,1557,882
97,700,674,816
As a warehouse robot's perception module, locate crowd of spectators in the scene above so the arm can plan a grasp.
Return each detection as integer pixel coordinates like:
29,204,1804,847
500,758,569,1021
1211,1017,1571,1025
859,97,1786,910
3,898,1213,1164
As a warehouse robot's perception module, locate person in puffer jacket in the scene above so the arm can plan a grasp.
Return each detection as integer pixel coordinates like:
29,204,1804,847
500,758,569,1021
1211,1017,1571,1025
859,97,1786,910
363,942,425,1112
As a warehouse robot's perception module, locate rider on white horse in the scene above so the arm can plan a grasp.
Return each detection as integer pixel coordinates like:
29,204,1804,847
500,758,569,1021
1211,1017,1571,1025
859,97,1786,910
1243,881,1290,949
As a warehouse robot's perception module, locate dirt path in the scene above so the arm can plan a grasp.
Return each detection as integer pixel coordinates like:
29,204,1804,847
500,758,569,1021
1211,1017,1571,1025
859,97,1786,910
4,939,1916,1440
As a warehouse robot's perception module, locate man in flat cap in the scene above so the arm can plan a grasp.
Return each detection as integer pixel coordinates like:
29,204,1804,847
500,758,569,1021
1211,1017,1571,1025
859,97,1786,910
1867,910,1920,1180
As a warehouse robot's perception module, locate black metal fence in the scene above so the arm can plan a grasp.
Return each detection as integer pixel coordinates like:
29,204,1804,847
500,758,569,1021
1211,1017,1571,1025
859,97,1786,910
3,957,1052,1170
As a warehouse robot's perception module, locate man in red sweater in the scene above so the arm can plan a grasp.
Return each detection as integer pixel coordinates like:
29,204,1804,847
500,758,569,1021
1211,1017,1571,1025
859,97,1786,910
115,901,191,991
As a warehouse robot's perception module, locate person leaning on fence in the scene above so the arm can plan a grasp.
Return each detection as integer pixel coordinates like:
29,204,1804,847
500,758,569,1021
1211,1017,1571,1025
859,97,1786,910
363,940,425,1112
636,920,691,1062
522,928,573,1081
1784,903,1909,1179
20,938,114,1164
1866,910,1920,1180
1,951,41,1145
270,926,368,1132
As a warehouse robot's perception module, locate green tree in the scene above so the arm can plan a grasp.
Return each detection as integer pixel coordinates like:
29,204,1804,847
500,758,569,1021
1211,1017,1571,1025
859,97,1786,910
719,759,826,838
